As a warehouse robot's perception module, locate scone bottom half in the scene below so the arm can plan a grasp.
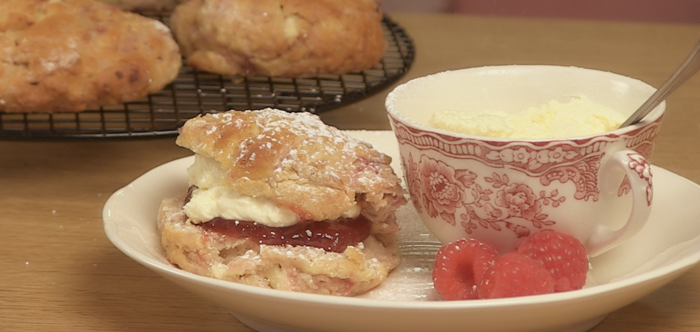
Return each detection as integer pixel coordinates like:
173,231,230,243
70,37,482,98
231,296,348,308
157,108,407,296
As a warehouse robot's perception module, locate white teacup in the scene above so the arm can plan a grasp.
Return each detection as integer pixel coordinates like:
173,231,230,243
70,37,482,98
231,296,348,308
386,65,664,256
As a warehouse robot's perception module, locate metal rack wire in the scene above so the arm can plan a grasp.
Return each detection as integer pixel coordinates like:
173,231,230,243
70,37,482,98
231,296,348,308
0,15,414,139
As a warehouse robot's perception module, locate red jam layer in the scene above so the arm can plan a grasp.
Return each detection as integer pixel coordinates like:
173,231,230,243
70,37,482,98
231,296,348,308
198,215,372,253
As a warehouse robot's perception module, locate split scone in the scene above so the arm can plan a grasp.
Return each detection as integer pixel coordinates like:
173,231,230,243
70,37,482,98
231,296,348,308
168,0,386,77
158,108,406,296
0,0,181,113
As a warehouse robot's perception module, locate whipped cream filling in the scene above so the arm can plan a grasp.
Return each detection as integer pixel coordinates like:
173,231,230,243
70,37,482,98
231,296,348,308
185,186,303,227
183,154,360,227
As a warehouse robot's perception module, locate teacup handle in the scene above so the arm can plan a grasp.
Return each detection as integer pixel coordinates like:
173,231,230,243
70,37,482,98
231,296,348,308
586,150,653,257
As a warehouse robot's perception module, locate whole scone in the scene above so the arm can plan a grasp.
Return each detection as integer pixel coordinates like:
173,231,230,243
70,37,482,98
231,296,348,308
157,108,406,296
0,0,181,113
169,0,386,77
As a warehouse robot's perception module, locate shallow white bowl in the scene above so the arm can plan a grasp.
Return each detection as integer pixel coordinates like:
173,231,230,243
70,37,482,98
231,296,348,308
104,131,700,332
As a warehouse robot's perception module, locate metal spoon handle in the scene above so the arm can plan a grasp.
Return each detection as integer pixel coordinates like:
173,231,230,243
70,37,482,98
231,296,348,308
620,39,700,127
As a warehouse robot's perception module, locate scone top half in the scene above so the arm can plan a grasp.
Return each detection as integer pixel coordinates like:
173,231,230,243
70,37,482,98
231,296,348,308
176,108,406,238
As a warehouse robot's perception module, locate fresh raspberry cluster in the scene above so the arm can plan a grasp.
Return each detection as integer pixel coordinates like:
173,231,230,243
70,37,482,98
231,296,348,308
432,229,589,300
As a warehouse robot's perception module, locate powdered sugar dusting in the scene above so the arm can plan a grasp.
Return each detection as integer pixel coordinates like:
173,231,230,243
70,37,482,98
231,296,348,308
250,109,366,162
179,108,404,222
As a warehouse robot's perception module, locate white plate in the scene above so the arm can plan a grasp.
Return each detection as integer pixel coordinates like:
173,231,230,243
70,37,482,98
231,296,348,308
104,131,700,332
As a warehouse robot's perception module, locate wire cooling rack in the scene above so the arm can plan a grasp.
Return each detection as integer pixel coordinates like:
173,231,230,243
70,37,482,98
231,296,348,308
0,15,414,139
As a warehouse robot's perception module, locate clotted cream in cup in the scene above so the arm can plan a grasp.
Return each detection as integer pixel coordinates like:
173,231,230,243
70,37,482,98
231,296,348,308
386,65,664,256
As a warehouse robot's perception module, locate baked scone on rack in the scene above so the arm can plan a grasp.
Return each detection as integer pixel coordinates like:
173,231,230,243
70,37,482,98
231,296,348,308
168,0,387,77
157,108,407,296
0,0,181,113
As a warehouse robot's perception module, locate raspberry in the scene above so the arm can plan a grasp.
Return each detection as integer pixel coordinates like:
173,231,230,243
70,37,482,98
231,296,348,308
432,238,499,300
477,252,555,299
516,229,589,292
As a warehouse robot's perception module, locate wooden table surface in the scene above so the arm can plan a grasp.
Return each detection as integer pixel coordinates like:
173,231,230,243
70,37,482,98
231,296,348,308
2,12,700,332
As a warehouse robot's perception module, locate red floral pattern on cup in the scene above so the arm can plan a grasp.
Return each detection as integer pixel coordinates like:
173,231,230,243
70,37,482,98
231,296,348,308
391,116,661,239
627,152,653,205
405,153,561,238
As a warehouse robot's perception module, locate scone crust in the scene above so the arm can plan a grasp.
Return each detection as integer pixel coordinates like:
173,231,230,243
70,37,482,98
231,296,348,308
0,0,181,113
169,0,386,77
176,108,406,224
158,191,401,296
98,0,182,11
